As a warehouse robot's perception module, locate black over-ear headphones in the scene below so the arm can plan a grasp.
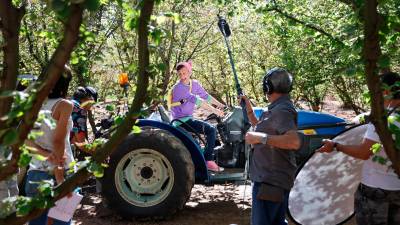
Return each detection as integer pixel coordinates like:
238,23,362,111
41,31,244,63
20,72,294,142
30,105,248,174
262,67,293,95
73,87,88,101
73,86,98,102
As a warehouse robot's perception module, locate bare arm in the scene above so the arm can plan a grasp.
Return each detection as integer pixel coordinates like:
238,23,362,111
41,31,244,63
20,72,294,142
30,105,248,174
199,100,224,117
71,132,86,144
318,138,375,160
245,130,301,150
209,95,225,109
25,140,51,157
51,100,73,184
71,131,91,153
240,95,258,126
52,100,73,161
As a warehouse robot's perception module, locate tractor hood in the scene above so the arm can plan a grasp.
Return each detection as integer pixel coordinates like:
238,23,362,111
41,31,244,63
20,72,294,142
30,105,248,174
253,107,346,135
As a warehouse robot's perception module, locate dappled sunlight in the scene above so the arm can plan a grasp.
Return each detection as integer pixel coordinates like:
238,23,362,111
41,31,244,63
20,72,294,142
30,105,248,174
289,125,367,225
73,183,252,225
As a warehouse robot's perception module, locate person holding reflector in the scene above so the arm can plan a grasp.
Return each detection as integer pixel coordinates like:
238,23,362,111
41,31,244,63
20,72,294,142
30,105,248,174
318,72,400,225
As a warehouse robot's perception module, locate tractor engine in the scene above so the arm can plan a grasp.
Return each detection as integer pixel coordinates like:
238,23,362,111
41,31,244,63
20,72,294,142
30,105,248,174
216,107,248,168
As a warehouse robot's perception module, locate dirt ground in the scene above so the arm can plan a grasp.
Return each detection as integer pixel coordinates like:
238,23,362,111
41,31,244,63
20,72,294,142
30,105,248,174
72,97,359,225
73,184,252,225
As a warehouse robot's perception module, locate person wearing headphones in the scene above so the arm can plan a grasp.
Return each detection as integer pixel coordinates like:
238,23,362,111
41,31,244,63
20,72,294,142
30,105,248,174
70,86,98,154
240,68,301,225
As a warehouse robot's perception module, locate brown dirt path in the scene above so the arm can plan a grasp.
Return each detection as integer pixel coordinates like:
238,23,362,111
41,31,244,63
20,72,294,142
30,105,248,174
73,98,358,225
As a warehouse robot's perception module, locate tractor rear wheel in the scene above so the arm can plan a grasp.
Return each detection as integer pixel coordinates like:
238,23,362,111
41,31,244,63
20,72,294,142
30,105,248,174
101,129,194,219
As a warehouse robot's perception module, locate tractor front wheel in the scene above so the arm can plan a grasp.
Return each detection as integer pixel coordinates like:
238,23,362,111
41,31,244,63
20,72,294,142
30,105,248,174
101,129,194,219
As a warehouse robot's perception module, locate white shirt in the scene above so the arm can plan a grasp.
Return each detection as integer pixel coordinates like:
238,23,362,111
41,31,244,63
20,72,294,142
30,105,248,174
362,123,400,190
29,98,74,171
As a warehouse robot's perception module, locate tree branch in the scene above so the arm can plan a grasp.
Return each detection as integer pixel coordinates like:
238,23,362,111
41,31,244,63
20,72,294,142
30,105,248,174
362,0,400,176
0,0,26,129
186,21,214,60
0,4,84,182
268,5,345,46
337,0,357,10
0,1,155,224
88,17,121,62
159,20,176,96
22,18,46,69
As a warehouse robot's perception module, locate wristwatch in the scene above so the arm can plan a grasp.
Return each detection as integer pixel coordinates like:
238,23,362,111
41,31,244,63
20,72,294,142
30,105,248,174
333,142,339,152
261,134,269,145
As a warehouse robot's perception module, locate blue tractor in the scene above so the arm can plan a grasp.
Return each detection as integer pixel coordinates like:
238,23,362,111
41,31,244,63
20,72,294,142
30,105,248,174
100,105,347,219
99,15,349,220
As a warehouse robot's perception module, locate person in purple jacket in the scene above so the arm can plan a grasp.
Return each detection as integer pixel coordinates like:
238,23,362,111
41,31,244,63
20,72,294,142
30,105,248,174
169,60,225,172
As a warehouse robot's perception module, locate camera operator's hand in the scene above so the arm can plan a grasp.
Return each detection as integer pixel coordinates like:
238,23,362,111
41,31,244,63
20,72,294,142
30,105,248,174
214,108,225,117
48,153,66,166
317,139,336,153
245,131,265,145
216,103,226,111
238,94,253,113
237,94,250,106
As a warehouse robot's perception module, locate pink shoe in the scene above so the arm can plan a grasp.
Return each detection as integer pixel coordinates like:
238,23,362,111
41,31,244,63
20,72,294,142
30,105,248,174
206,161,224,172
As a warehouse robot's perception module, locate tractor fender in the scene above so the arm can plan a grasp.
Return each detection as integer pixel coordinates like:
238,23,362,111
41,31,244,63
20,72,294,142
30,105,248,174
137,119,209,182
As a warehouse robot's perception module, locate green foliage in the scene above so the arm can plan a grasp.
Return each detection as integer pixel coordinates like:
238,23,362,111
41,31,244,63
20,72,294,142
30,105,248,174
18,145,32,167
15,196,34,217
114,115,124,126
84,0,102,11
149,27,166,46
47,0,102,19
3,129,18,146
106,104,116,112
87,160,106,178
37,180,55,197
1,91,35,126
123,4,140,31
372,155,388,165
132,125,141,134
371,143,382,154
27,131,44,141
14,179,55,217
3,0,400,222
0,196,17,219
85,138,107,153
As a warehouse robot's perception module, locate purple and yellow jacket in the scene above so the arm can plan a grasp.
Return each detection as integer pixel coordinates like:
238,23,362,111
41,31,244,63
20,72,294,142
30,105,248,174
168,79,212,121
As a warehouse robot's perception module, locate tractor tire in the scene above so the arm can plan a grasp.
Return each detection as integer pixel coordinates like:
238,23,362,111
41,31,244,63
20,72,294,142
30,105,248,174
101,129,195,219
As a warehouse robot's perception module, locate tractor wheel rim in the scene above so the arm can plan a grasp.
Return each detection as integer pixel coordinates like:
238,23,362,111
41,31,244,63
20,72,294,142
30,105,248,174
115,148,174,207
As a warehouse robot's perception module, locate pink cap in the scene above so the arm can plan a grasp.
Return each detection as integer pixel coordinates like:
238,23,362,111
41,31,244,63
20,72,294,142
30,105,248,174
176,60,193,75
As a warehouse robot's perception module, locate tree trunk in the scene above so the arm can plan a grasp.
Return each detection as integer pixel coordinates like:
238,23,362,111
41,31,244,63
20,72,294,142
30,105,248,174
363,0,400,176
0,0,25,129
0,4,84,181
333,76,364,114
160,21,176,96
0,1,155,224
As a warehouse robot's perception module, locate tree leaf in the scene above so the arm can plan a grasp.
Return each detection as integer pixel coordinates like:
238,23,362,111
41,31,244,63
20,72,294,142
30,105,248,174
18,151,32,167
371,143,382,154
16,197,33,217
105,104,115,112
84,0,101,12
87,161,104,178
3,129,18,146
132,125,141,134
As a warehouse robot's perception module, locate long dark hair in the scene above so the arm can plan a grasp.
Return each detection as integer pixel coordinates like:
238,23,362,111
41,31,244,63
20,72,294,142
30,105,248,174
381,72,400,99
48,67,72,99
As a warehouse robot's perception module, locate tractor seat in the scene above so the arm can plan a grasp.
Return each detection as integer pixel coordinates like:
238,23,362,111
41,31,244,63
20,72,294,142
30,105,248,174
158,105,172,124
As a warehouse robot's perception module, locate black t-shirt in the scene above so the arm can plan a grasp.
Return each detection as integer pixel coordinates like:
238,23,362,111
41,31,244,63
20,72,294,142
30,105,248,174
250,95,298,190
